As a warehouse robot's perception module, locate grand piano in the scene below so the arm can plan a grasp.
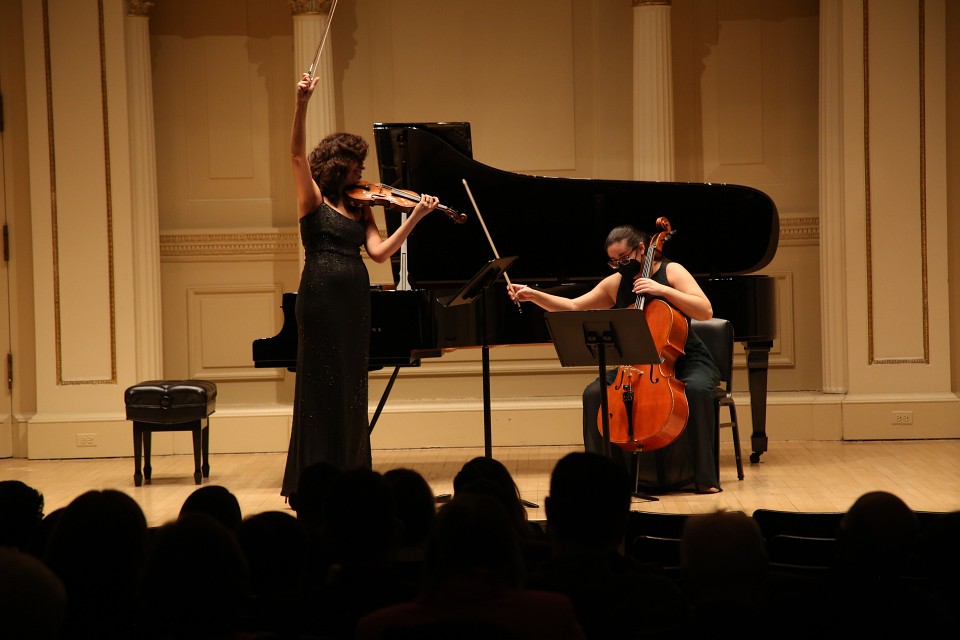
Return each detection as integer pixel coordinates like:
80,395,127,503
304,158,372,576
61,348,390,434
253,122,778,463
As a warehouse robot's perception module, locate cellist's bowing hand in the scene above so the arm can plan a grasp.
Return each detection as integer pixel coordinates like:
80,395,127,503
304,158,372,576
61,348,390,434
631,277,669,298
411,194,439,219
507,283,535,303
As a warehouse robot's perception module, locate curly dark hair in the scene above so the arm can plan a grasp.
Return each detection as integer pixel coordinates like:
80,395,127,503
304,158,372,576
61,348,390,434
307,132,368,206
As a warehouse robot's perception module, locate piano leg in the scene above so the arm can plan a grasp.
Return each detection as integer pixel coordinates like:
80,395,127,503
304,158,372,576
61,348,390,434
744,340,773,463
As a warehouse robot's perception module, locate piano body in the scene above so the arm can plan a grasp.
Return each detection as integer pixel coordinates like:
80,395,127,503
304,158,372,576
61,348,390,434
253,122,778,462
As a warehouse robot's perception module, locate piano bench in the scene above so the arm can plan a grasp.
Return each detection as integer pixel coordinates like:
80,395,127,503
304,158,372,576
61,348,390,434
124,380,217,487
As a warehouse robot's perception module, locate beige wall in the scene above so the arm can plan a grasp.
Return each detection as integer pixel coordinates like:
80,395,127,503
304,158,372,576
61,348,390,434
948,0,960,397
1,0,957,461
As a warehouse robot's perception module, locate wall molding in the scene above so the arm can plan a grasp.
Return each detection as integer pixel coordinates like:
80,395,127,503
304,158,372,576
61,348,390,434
160,230,300,261
159,214,818,259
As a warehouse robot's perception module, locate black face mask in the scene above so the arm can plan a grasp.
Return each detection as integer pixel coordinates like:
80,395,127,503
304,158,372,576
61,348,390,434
617,259,643,279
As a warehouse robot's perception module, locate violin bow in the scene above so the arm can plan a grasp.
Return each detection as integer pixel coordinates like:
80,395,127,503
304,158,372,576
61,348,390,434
462,179,523,313
306,0,340,79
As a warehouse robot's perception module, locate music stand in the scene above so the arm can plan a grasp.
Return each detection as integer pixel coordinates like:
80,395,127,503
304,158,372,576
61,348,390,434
544,308,662,501
438,256,516,459
434,256,538,508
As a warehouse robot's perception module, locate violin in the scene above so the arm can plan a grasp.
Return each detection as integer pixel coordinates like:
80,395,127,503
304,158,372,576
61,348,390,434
599,217,689,452
345,180,467,224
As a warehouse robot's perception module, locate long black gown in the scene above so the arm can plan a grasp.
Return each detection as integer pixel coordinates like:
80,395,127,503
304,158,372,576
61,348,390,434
281,203,371,497
581,261,721,492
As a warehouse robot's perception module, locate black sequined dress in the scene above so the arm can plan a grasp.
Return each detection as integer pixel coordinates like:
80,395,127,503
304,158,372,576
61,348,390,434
282,203,371,496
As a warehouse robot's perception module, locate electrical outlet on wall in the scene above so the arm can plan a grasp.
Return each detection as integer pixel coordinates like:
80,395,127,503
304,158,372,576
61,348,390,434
892,411,913,425
76,433,97,447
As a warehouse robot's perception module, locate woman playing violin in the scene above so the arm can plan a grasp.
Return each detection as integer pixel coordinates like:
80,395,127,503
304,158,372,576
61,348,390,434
508,225,722,494
282,72,441,498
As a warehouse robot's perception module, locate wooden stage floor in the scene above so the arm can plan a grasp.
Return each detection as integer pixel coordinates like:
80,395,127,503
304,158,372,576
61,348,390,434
2,439,958,528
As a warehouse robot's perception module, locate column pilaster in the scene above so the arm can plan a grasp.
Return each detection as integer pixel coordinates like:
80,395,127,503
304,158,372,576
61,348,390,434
291,1,337,152
125,0,163,380
632,0,674,181
818,0,848,393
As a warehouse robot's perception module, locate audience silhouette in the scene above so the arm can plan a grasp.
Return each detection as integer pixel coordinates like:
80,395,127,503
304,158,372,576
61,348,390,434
0,546,66,640
826,490,941,635
179,484,243,531
678,510,770,636
43,489,149,639
4,464,957,640
0,479,45,552
383,467,437,585
453,456,550,572
528,451,687,638
139,511,252,640
312,468,417,640
356,492,586,640
236,509,312,637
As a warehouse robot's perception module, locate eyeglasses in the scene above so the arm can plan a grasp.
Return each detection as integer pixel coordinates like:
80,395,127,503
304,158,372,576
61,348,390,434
607,245,639,269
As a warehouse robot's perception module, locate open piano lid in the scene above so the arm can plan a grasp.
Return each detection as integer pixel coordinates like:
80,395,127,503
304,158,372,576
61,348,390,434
373,122,779,289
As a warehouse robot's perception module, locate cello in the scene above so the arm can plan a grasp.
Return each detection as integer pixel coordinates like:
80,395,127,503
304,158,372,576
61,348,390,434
598,217,689,451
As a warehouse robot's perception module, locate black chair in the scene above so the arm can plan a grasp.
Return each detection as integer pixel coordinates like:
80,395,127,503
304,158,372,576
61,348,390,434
629,534,684,578
124,380,217,486
690,318,744,480
625,511,689,576
751,509,844,540
626,510,690,540
766,533,838,573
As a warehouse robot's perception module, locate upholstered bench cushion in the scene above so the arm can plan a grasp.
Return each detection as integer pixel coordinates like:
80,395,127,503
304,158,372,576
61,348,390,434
124,380,217,424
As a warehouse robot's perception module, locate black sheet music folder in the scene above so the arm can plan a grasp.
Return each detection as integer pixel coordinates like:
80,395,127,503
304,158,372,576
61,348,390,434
544,308,660,368
437,256,518,308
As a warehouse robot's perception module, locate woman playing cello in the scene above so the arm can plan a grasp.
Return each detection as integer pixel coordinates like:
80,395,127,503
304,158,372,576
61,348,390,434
508,224,721,494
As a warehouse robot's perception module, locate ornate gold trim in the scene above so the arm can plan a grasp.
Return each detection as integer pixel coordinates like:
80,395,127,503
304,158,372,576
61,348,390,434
161,231,300,258
778,215,819,246
44,0,117,385
126,0,154,17
290,0,333,16
863,0,929,365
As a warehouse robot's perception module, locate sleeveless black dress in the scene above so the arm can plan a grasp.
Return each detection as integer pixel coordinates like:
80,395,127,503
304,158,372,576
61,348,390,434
581,260,722,492
281,203,371,497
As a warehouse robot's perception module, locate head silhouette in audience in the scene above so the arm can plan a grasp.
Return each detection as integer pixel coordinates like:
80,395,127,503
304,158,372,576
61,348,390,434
312,468,416,640
290,459,343,526
43,489,149,639
530,452,688,638
836,490,917,579
356,492,587,640
0,546,66,640
680,510,768,608
423,492,525,595
544,451,632,554
236,510,311,637
323,468,400,569
140,511,251,639
179,484,243,531
0,480,45,552
453,457,528,531
383,467,436,567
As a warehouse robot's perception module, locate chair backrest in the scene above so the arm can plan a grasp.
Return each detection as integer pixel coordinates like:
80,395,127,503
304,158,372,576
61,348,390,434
626,510,690,539
690,318,735,385
630,534,683,568
751,509,844,540
767,533,838,568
